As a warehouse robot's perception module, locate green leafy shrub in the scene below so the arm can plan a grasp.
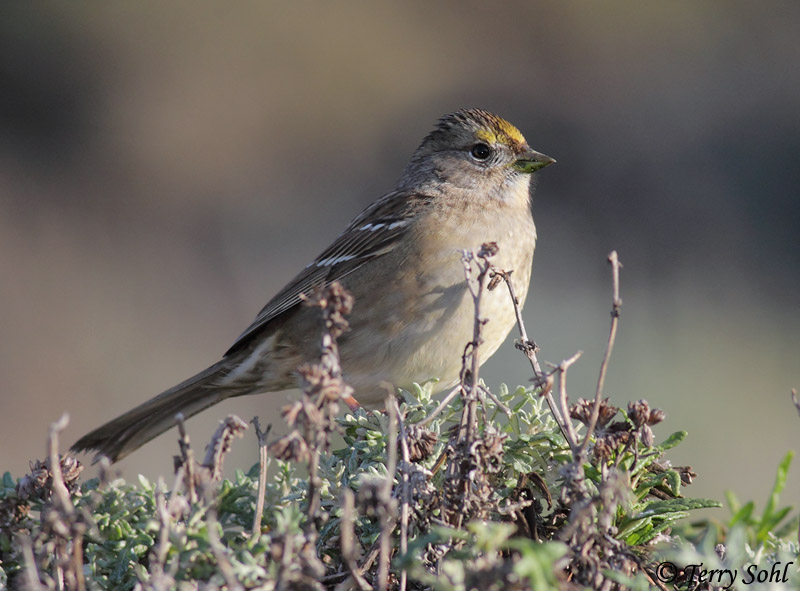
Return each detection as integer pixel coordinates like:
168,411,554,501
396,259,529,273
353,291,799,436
2,252,796,590
3,379,776,590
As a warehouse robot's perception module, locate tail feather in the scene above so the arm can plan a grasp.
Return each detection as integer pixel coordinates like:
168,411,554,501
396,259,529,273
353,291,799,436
72,357,250,463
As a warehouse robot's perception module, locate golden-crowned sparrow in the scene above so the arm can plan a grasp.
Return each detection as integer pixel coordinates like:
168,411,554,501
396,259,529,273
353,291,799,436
72,108,554,462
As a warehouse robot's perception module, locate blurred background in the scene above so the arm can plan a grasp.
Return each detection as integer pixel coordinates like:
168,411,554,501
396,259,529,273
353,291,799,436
1,3,798,512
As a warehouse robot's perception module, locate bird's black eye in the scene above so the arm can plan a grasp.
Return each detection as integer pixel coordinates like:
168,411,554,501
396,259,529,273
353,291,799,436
470,143,492,160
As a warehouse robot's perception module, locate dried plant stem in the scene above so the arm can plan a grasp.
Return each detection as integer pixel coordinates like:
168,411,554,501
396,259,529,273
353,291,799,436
357,544,386,579
554,352,584,453
459,248,492,448
152,485,172,571
305,283,354,535
267,283,354,587
377,395,400,591
578,251,622,457
19,535,46,591
340,489,371,591
47,413,86,591
418,383,462,428
201,415,248,480
439,246,497,532
495,269,570,442
250,417,271,537
383,394,399,499
391,397,412,591
207,509,244,591
47,414,73,516
305,448,322,535
175,413,197,504
479,383,513,419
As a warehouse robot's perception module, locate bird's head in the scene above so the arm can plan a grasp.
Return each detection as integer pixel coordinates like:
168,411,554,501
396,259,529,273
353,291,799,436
400,108,555,204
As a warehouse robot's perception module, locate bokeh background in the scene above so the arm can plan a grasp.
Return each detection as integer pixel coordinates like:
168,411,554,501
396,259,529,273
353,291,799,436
2,3,798,512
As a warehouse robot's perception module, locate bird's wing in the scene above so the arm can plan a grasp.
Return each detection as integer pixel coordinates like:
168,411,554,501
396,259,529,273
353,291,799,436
225,189,433,355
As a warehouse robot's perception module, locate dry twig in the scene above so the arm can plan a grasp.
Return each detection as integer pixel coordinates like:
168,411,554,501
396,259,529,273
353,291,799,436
44,414,87,591
207,509,245,591
338,489,371,591
493,269,570,443
250,416,271,537
19,534,46,591
554,351,584,454
201,415,248,480
578,251,623,458
479,383,513,419
438,244,512,538
376,395,400,591
174,413,197,504
389,396,412,591
417,383,462,428
146,484,176,590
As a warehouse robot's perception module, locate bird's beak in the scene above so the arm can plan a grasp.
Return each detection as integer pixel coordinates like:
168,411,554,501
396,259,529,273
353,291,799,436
512,149,556,173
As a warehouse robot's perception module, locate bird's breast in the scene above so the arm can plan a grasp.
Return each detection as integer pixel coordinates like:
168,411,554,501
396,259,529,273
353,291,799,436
338,204,536,405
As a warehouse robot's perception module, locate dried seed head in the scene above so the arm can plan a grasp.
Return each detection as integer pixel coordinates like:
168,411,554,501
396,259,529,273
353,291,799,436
569,398,618,428
593,438,614,463
281,401,304,426
648,408,666,425
626,400,664,445
569,399,592,424
479,241,499,258
677,465,697,485
597,400,620,427
297,362,347,404
269,431,310,463
627,400,650,427
487,272,503,291
405,426,438,462
641,424,655,447
303,281,354,338
17,456,83,501
281,398,325,431
477,430,507,474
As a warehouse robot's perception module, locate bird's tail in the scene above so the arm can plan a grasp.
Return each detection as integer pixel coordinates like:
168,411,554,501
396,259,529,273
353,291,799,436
72,356,250,463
